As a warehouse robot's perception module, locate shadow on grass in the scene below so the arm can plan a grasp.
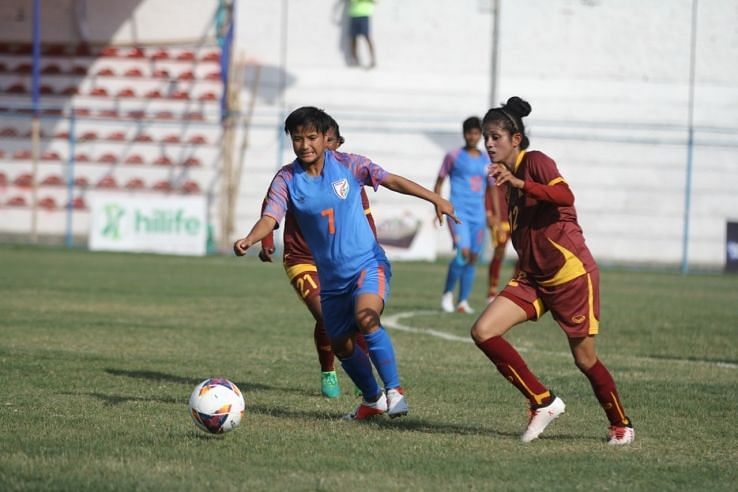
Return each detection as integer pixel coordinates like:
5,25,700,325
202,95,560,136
59,391,183,406
104,368,314,397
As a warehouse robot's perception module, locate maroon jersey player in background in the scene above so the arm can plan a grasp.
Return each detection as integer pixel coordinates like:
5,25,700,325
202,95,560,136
470,96,634,445
259,117,372,399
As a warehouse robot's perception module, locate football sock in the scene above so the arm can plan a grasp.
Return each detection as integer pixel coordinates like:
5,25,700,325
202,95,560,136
314,320,335,372
581,359,630,427
476,336,552,406
363,327,400,390
443,252,465,294
488,256,502,293
459,263,476,302
338,345,381,400
355,331,369,353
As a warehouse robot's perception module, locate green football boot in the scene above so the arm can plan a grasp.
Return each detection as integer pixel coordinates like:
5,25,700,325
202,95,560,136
321,371,341,398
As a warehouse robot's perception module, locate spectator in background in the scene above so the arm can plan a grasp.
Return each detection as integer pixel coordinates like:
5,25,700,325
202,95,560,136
348,0,376,68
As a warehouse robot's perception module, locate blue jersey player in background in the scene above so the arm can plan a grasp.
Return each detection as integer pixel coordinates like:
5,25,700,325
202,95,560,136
234,107,458,420
434,116,492,314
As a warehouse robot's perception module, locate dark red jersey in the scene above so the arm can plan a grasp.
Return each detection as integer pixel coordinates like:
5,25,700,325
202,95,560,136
263,188,377,269
506,150,596,285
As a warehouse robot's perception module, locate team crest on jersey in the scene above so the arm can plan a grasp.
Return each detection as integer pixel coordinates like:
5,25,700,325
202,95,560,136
332,178,349,199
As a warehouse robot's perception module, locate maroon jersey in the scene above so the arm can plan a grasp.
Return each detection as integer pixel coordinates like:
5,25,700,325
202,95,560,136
506,150,596,286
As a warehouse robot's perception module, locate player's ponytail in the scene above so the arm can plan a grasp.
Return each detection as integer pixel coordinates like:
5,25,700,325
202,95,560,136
482,96,531,150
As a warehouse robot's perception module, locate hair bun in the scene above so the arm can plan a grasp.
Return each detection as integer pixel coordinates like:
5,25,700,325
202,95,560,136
504,96,532,118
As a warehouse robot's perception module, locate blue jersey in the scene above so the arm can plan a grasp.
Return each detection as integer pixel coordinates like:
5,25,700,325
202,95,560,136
263,150,389,294
438,148,491,224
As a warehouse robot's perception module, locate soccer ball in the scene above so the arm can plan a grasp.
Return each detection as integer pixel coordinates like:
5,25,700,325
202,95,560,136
188,378,245,434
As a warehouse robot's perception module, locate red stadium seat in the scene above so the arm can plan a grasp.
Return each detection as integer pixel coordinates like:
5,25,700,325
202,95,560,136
61,86,79,95
74,176,90,187
23,128,45,138
89,87,108,97
6,83,26,94
170,90,189,100
74,153,91,163
145,89,163,98
70,65,88,75
6,196,28,207
41,175,64,186
97,109,119,118
155,110,174,120
152,180,172,192
96,176,118,189
187,134,208,145
0,171,6,185
44,44,67,56
117,88,136,98
125,177,146,190
43,108,63,116
80,131,98,141
205,71,221,81
106,131,126,141
54,130,69,139
0,127,19,137
75,43,92,56
41,64,62,74
74,108,91,116
177,70,195,81
96,67,115,77
201,51,220,63
152,69,170,78
198,91,218,101
39,196,58,210
176,51,195,61
14,173,32,186
126,47,145,58
100,46,118,57
133,133,153,143
153,155,173,166
14,63,32,74
183,157,202,167
124,154,144,165
180,180,201,194
124,67,144,78
184,112,204,121
151,49,169,60
41,151,61,161
13,150,32,160
69,196,87,210
161,134,181,143
97,153,118,164
39,85,55,95
127,110,146,119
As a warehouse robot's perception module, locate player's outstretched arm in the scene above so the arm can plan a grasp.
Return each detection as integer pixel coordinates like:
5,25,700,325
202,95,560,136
234,216,278,256
381,173,460,225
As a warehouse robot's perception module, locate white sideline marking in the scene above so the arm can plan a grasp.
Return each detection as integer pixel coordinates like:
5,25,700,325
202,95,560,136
383,310,738,370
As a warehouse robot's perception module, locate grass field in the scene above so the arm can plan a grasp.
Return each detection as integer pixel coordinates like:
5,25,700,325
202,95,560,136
1,244,737,491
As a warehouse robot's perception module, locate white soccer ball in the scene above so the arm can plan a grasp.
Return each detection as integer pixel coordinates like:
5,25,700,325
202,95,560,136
188,378,245,434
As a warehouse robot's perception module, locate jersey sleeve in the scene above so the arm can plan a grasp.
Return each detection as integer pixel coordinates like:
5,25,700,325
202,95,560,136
523,152,574,206
262,167,291,224
335,151,388,191
437,150,457,179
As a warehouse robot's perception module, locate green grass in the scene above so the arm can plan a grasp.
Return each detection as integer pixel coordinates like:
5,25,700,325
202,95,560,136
1,244,737,491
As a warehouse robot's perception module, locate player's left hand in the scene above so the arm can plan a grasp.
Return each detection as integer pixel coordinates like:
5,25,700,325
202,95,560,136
435,198,460,226
490,164,525,189
233,238,252,256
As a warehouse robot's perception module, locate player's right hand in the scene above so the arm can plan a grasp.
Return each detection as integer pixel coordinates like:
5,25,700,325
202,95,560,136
233,238,251,256
258,247,275,263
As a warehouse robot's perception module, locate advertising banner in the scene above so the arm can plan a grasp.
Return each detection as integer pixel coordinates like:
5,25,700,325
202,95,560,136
89,193,207,256
371,203,437,262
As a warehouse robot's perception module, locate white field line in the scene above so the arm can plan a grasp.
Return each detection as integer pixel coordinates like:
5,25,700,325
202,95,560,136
383,311,738,370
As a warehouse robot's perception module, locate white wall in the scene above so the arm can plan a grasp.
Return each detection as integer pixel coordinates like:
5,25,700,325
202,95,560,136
233,0,738,268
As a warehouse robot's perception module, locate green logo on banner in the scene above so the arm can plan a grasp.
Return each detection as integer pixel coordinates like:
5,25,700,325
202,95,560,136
102,204,125,239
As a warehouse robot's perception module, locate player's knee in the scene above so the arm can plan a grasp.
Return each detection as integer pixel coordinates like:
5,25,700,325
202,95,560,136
355,308,381,334
470,319,501,343
573,352,597,372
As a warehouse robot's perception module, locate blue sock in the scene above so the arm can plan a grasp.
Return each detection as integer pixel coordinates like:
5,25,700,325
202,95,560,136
363,328,400,389
443,252,465,293
459,263,477,302
339,345,381,400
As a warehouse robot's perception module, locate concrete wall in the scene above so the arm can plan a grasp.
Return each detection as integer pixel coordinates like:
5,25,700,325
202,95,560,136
233,0,738,268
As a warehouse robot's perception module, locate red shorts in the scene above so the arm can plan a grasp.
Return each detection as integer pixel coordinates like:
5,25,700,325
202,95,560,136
284,263,321,302
499,269,600,338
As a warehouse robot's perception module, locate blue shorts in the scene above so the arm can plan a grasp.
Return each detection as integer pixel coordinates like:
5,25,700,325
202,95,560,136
321,260,391,340
350,16,370,38
448,219,486,255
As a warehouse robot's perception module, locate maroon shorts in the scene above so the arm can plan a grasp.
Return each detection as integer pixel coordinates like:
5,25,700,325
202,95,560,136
499,269,600,338
284,263,321,302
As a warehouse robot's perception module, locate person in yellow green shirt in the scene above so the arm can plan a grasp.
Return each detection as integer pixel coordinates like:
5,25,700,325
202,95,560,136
348,0,376,68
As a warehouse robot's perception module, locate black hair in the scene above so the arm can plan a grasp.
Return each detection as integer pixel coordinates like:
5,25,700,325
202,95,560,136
327,114,345,146
482,96,532,150
284,106,333,135
462,116,482,133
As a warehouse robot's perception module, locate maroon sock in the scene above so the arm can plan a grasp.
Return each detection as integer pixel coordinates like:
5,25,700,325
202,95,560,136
582,359,630,427
476,336,552,406
314,321,334,372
